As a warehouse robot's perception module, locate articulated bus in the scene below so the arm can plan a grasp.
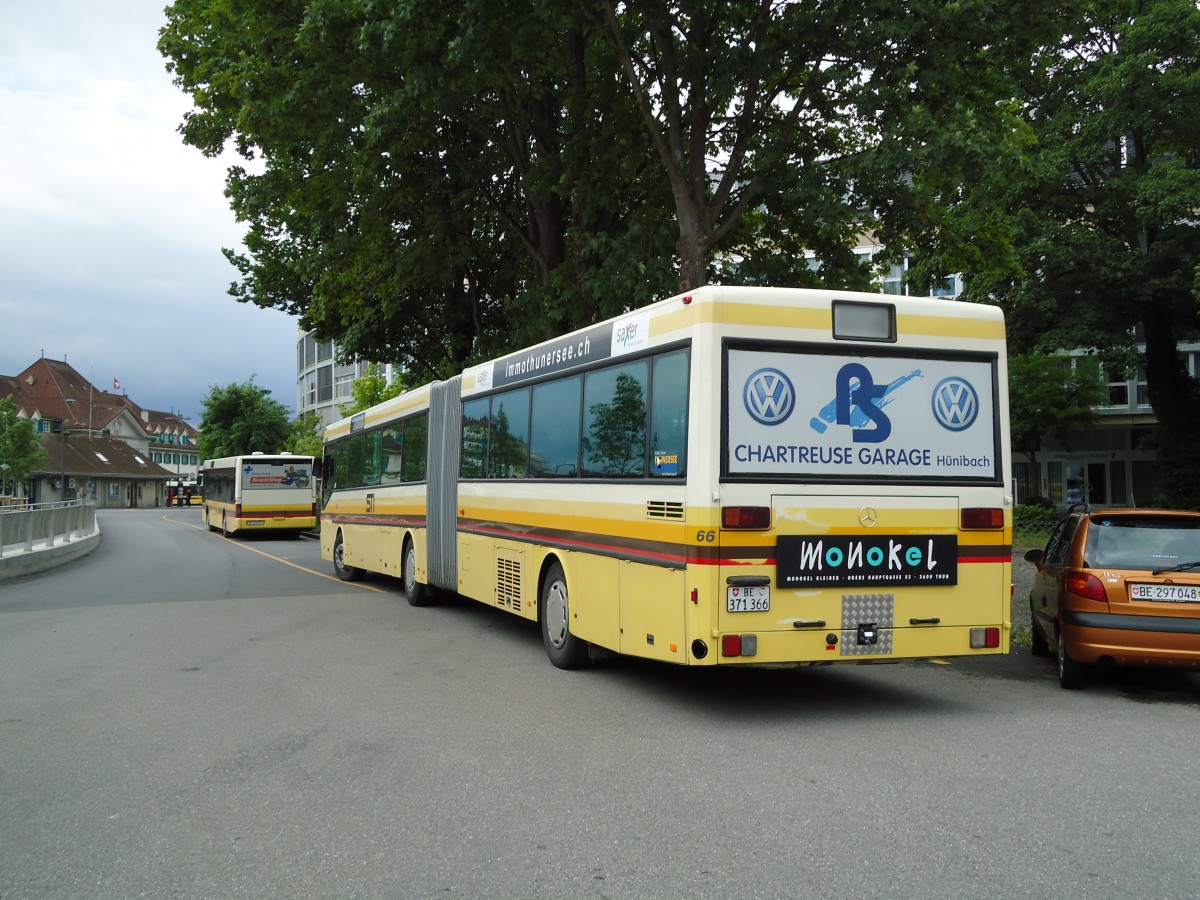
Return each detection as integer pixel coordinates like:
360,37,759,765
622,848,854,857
321,285,1012,668
200,452,317,536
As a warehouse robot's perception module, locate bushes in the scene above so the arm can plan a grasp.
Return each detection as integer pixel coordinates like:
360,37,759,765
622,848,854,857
1014,502,1058,547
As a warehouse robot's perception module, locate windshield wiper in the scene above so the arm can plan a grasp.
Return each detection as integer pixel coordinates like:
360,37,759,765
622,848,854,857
1151,560,1200,575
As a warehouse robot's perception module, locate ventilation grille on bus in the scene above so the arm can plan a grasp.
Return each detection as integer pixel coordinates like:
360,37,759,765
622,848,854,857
646,500,684,520
496,556,522,610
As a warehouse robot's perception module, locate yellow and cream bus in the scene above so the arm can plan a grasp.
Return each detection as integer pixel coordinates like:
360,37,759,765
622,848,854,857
321,285,1012,668
200,452,317,536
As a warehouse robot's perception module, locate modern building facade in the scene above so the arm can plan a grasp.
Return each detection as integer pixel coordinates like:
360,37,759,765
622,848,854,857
295,328,391,427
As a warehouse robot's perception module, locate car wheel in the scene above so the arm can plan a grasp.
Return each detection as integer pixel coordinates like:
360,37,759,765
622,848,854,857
1057,629,1085,690
540,561,589,669
221,513,230,538
1030,603,1051,657
403,539,429,606
333,532,363,582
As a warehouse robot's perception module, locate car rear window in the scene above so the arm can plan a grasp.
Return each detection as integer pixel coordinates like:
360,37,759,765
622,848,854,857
1087,517,1200,569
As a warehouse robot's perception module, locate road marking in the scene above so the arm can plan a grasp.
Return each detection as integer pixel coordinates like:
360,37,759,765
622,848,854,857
163,513,387,593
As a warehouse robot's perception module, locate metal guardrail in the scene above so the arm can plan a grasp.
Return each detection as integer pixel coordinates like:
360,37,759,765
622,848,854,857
0,499,97,554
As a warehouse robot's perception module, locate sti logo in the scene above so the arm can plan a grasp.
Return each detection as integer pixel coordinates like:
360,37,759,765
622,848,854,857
932,376,979,431
744,368,795,425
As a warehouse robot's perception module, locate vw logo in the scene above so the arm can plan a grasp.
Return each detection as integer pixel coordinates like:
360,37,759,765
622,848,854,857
744,368,795,425
932,377,979,431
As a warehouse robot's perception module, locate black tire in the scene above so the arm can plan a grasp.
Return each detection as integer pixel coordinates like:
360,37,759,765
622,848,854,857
333,531,363,582
403,539,430,606
221,513,230,538
1030,603,1051,657
1057,629,1085,690
540,561,589,669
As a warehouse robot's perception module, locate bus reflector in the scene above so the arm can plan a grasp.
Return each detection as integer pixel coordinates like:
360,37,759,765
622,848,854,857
961,508,1003,529
722,506,770,529
970,627,1000,648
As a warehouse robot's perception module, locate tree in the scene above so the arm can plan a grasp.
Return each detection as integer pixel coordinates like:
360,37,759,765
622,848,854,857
1009,354,1107,497
159,0,677,374
340,364,405,417
197,380,291,460
0,397,46,494
916,0,1200,505
283,411,324,458
598,1,1061,291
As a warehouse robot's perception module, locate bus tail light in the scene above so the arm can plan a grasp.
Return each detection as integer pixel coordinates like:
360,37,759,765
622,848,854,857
235,502,242,519
722,506,770,529
970,627,1000,649
721,634,758,657
961,507,1004,529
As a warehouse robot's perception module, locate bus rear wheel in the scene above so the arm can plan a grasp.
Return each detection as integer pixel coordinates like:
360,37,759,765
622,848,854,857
333,532,363,582
221,513,230,538
540,561,588,669
403,539,429,606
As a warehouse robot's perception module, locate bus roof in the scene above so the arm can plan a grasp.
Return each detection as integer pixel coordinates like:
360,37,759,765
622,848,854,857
323,285,1004,441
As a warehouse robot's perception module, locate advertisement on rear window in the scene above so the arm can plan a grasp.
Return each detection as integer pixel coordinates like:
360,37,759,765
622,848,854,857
240,461,312,490
726,347,1000,481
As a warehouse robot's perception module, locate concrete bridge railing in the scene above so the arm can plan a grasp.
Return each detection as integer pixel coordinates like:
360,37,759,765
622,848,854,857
0,500,100,582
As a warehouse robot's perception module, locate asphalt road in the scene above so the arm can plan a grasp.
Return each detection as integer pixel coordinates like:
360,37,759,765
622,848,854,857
2,508,1199,899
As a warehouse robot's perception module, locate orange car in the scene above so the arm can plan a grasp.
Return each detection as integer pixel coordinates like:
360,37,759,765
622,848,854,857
1024,507,1200,688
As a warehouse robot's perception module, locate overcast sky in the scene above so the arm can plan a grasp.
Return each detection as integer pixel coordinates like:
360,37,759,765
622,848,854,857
0,1,299,425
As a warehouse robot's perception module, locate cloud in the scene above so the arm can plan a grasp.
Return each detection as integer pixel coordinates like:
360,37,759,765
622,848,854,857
0,1,298,423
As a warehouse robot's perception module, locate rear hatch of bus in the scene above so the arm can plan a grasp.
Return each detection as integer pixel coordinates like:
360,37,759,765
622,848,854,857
717,495,1009,660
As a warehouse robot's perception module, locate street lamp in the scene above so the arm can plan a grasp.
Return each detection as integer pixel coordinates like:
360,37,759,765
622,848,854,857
60,399,75,503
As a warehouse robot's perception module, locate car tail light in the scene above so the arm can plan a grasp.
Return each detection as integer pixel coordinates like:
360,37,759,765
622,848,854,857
961,508,1004,529
722,506,770,529
1066,571,1107,603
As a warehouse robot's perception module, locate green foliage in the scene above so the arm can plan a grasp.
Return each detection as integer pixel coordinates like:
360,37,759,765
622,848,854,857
0,397,46,490
1008,354,1106,461
340,364,405,417
159,0,1056,376
197,379,292,460
283,411,325,458
160,0,676,376
908,0,1200,504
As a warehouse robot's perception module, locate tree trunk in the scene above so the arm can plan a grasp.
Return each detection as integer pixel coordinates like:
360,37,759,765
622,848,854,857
1142,313,1200,507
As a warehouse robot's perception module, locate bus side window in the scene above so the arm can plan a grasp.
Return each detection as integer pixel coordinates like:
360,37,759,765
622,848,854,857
364,430,383,486
346,433,366,488
530,377,581,478
380,425,403,483
582,361,648,478
404,414,427,482
461,398,490,479
649,350,688,478
490,389,530,478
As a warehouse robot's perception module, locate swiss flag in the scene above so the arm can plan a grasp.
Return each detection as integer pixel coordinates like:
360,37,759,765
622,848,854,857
113,377,121,391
